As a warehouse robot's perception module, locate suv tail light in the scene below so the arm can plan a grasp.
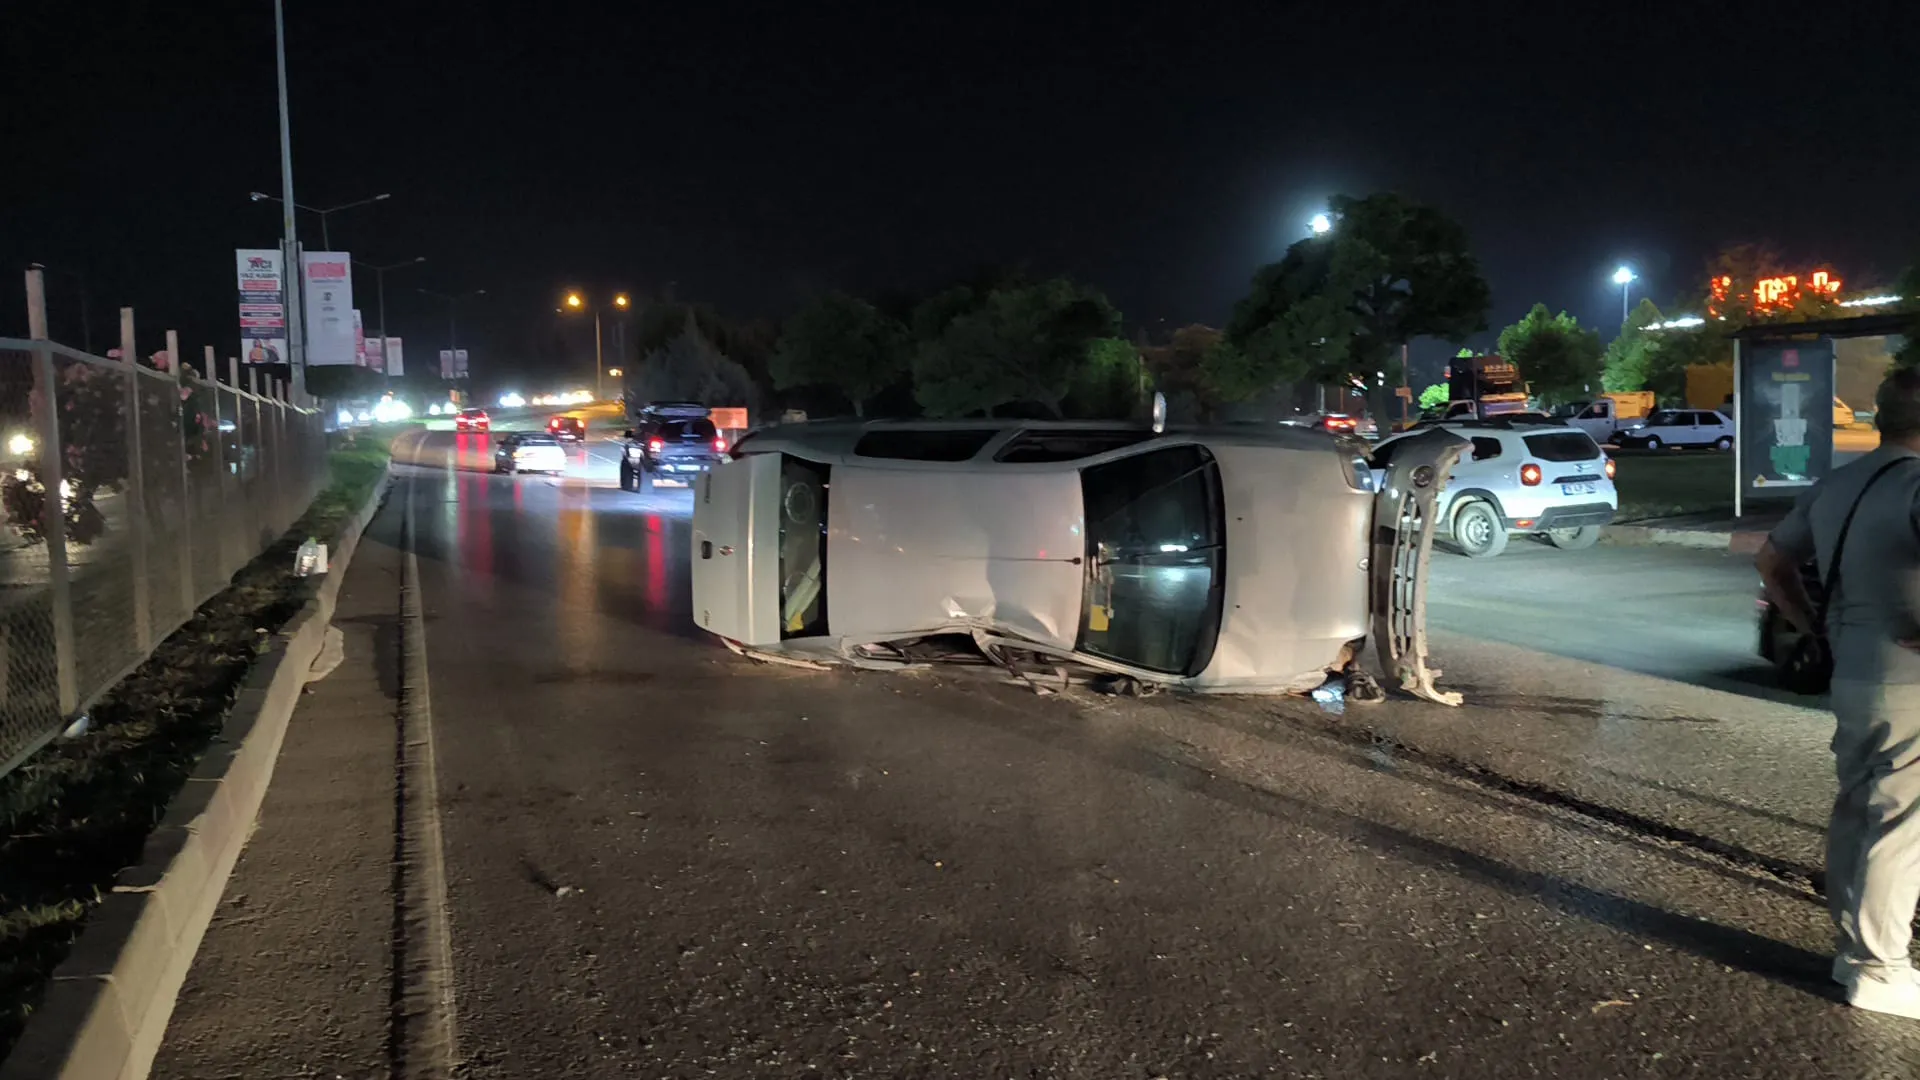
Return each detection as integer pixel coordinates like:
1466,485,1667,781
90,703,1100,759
1520,463,1543,486
1604,457,1617,480
647,438,664,452
713,437,727,452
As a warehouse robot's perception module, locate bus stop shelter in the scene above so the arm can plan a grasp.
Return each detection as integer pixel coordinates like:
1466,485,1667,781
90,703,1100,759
1732,311,1905,517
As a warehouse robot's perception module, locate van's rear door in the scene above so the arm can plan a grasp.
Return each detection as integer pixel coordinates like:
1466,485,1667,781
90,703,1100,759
692,454,782,645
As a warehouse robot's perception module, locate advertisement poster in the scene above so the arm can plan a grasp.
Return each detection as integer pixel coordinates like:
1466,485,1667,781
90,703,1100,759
353,309,366,367
453,348,469,378
1741,339,1835,497
439,349,453,380
235,248,287,364
300,251,356,366
385,337,404,378
364,336,386,374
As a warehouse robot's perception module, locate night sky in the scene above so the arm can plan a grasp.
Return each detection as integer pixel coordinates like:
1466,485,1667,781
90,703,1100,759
4,0,1915,390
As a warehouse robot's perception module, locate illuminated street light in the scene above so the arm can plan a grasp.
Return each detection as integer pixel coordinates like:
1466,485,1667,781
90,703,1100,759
1308,213,1332,236
607,367,624,378
1611,265,1636,325
7,433,33,456
562,291,631,400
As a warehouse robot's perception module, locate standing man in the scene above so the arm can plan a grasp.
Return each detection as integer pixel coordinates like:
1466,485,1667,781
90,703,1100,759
1757,367,1920,1018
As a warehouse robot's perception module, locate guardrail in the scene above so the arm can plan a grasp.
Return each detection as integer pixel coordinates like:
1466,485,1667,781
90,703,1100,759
0,286,326,778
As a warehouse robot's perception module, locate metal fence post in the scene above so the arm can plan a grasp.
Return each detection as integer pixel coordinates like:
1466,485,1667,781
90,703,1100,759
271,379,287,532
121,308,151,654
168,330,195,615
26,268,77,716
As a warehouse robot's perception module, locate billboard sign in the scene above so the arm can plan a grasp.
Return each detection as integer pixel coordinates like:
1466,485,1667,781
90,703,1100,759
1741,339,1835,497
236,248,287,364
353,309,366,366
453,348,469,378
364,335,386,374
385,337,403,378
300,251,355,366
439,349,453,380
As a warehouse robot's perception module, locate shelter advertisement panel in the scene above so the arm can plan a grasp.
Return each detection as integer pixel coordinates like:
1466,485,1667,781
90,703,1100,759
1741,339,1834,496
300,251,356,365
235,248,287,364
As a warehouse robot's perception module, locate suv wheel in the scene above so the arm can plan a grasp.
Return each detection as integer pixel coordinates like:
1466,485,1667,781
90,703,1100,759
1545,524,1601,550
619,458,635,491
1452,501,1509,559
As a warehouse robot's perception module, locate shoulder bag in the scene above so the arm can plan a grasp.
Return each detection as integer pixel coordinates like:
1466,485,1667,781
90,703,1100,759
1780,457,1914,695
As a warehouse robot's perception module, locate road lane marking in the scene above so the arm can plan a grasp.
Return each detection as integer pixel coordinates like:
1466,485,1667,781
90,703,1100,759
396,482,460,1078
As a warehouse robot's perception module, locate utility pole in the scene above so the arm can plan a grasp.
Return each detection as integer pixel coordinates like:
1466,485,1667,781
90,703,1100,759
273,0,305,401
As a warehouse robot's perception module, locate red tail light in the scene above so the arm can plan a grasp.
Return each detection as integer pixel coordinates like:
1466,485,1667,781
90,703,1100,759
1604,458,1617,480
713,437,727,452
1520,463,1543,486
647,438,663,452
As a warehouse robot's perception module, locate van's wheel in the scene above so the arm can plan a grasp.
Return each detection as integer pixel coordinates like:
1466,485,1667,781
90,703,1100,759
1546,524,1601,550
1452,501,1509,559
1714,436,1733,451
618,459,635,491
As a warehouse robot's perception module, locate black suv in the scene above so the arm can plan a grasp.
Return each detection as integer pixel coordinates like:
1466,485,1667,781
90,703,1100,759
619,403,725,490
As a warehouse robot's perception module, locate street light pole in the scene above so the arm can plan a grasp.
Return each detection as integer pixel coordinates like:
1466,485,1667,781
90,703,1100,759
1613,265,1636,327
353,256,426,344
564,291,629,401
249,191,391,251
272,0,304,399
420,287,486,379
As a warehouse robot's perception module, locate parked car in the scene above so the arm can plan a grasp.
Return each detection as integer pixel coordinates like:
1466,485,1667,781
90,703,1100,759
493,432,567,474
455,407,490,433
548,415,586,442
1834,397,1857,427
1613,408,1735,451
689,416,1474,702
1371,420,1616,559
1284,413,1359,435
1554,394,1654,445
620,403,726,490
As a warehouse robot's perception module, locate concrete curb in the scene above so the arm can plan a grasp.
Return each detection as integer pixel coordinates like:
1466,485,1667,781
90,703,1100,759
1600,524,1766,555
0,457,398,1080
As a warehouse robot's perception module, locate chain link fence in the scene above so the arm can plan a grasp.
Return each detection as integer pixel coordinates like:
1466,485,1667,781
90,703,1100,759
0,334,327,777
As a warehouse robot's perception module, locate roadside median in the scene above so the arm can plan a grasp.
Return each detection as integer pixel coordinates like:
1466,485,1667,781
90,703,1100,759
0,425,421,1080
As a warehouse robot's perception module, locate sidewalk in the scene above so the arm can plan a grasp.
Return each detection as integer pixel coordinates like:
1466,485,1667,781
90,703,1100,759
147,503,405,1079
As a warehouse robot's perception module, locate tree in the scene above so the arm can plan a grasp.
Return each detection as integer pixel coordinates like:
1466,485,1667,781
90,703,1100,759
1496,303,1603,405
628,313,756,409
1065,337,1147,419
1226,192,1490,412
771,293,908,417
1141,325,1238,420
1418,382,1450,410
1601,298,1666,392
911,278,1120,418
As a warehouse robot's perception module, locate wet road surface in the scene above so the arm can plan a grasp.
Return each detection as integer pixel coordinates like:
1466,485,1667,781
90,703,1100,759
159,428,1920,1078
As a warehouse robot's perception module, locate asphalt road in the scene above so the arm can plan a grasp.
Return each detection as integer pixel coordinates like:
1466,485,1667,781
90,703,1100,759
156,427,1920,1078
1426,540,1781,700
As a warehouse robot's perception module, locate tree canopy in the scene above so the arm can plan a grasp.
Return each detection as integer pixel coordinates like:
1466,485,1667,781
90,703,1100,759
911,278,1120,418
1221,192,1490,407
770,292,908,417
1496,303,1602,405
628,313,756,409
1600,298,1666,393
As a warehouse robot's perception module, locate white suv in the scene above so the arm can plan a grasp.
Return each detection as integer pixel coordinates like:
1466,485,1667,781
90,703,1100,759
1371,420,1618,559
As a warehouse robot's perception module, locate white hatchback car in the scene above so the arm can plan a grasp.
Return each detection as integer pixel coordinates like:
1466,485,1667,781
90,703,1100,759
691,419,1474,703
1613,408,1735,451
1371,420,1617,559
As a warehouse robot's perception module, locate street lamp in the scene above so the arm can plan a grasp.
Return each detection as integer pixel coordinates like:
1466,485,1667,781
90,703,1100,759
1309,212,1333,236
1612,265,1636,325
418,287,486,380
562,292,630,400
249,190,391,250
352,256,426,361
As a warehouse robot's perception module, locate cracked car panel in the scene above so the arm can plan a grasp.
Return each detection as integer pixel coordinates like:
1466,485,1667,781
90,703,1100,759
1369,427,1471,706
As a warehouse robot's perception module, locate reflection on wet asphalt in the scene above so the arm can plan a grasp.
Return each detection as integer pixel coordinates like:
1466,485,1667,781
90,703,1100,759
392,430,1920,1079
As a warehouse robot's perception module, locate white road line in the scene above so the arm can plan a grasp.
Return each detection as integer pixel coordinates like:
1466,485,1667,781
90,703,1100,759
397,483,461,1078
